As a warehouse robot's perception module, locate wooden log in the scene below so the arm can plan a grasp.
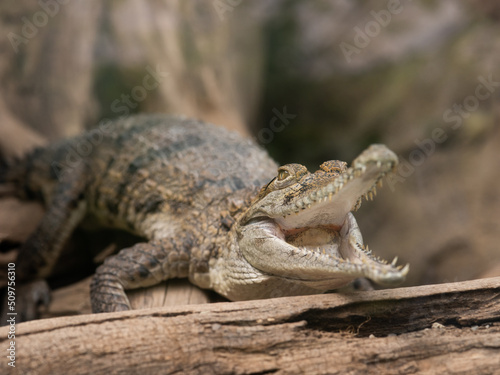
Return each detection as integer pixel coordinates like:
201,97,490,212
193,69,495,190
1,277,499,374
37,277,213,319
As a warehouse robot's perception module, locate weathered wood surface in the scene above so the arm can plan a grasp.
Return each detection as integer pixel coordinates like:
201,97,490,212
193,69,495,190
35,277,212,319
1,277,499,375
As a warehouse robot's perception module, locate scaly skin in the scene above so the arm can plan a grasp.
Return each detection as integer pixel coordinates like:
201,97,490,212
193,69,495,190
0,114,408,315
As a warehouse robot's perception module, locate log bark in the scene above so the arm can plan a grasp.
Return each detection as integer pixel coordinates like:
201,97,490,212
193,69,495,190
1,277,499,375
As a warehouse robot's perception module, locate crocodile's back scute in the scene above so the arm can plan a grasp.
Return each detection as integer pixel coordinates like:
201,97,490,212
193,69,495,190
83,115,278,235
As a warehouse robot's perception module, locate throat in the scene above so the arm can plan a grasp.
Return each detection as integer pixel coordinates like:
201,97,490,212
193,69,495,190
282,224,342,238
284,226,343,257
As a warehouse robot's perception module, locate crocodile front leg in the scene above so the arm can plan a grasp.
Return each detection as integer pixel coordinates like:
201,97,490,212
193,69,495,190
90,236,192,313
5,164,88,323
16,165,88,280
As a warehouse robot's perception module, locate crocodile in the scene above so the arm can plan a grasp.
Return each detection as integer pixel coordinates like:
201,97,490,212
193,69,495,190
0,114,408,316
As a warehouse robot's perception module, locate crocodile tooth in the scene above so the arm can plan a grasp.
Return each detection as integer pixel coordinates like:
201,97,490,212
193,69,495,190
352,198,362,211
397,264,410,273
391,256,398,267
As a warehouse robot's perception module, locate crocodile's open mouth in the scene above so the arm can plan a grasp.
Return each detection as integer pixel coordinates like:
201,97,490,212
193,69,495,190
238,144,409,291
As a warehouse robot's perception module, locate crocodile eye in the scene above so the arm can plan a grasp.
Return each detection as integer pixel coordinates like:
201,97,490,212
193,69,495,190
277,169,290,181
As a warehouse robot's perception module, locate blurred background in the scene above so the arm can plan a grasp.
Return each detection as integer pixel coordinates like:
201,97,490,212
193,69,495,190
1,0,499,290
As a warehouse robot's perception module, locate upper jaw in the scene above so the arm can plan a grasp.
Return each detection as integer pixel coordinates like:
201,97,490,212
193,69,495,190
257,144,399,229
